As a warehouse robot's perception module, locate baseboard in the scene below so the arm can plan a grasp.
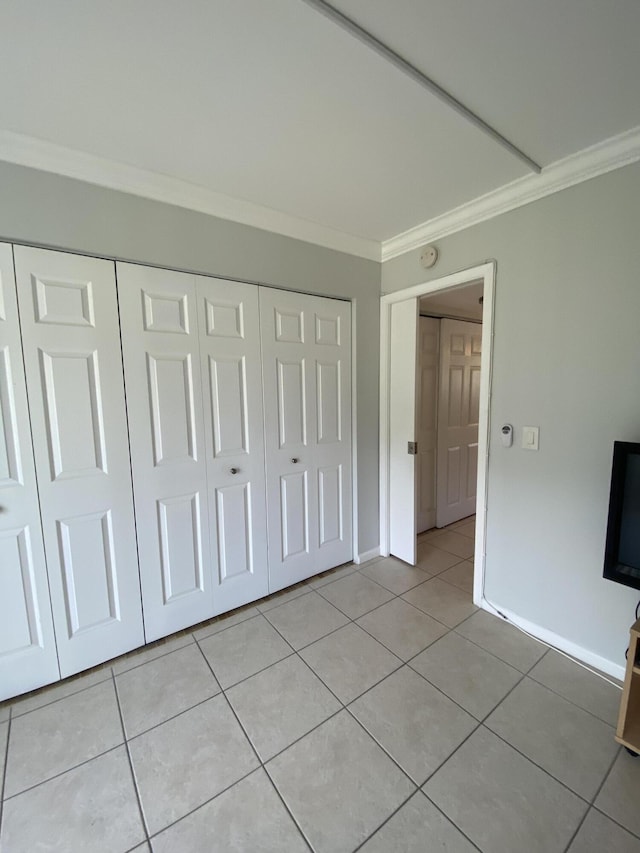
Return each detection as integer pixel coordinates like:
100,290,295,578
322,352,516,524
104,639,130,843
480,599,626,683
354,547,381,565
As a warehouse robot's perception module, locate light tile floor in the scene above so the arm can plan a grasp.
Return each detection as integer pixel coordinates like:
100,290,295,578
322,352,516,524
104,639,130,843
1,517,639,852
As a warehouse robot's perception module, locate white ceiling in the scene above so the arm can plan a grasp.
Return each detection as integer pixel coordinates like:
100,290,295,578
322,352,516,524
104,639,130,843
1,0,639,256
420,281,484,322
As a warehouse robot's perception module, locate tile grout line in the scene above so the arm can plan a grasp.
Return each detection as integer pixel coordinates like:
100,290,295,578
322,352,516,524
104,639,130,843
192,635,315,853
561,746,624,853
0,710,12,837
8,669,115,720
111,669,154,847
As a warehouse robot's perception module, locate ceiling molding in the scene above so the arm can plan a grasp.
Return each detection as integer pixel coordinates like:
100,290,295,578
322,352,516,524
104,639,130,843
381,125,640,262
0,130,381,262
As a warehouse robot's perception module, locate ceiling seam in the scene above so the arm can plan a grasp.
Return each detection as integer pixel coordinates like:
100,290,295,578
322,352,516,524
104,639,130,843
300,0,542,174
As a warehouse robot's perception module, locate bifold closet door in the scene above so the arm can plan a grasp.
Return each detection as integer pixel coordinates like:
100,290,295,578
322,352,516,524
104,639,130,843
117,264,269,640
14,247,144,677
260,288,352,591
0,244,59,700
195,274,269,615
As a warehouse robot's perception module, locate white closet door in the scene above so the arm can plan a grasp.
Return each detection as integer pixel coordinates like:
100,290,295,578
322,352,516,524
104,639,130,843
436,319,481,527
196,276,269,613
14,247,143,677
0,244,59,700
117,263,213,641
260,288,352,591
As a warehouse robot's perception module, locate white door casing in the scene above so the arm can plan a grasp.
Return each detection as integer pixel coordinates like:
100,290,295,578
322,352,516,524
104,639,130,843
260,288,352,590
436,318,482,527
14,247,144,677
117,263,213,641
0,243,60,700
417,316,439,534
388,298,418,565
196,275,269,614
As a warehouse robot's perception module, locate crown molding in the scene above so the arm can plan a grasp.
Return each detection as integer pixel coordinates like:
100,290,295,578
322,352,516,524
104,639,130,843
381,125,640,262
0,130,381,262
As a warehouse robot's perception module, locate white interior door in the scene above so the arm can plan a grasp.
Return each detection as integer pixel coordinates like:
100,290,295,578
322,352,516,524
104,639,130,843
196,275,269,614
437,318,481,527
14,247,144,677
0,244,60,700
388,298,418,565
117,263,213,641
416,316,439,533
260,288,352,591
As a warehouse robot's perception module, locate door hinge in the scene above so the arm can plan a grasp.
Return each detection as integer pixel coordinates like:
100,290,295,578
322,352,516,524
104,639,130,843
407,441,418,455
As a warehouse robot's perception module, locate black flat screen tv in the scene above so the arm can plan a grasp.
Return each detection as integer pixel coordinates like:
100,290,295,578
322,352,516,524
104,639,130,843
604,441,640,592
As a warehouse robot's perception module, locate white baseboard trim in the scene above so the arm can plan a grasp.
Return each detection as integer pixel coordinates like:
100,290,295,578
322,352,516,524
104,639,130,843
480,599,626,683
354,547,381,565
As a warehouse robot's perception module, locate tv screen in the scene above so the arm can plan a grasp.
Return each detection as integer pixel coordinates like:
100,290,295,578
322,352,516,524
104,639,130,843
604,441,640,592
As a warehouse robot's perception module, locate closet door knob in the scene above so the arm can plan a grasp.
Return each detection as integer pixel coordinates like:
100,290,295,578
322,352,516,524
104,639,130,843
291,458,299,464
230,467,239,475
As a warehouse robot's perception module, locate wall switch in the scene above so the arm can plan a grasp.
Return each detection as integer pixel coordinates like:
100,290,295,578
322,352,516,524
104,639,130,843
522,426,539,450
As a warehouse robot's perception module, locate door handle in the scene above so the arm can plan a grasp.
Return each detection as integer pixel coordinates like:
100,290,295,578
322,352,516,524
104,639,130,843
291,458,299,464
230,467,240,475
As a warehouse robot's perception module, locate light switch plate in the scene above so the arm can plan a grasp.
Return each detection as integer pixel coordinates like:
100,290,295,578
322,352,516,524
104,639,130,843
522,426,539,450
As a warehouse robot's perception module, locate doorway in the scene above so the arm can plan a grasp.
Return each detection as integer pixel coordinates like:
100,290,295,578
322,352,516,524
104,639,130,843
379,263,495,607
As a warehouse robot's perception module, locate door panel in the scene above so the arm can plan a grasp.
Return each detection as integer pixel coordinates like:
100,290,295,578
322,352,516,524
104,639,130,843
196,276,269,613
118,263,213,641
388,298,418,565
0,255,59,701
416,316,439,533
14,246,143,677
261,288,351,590
436,319,482,527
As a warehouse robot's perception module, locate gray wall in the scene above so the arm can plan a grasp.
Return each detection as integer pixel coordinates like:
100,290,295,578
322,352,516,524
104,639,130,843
383,161,640,671
0,161,381,553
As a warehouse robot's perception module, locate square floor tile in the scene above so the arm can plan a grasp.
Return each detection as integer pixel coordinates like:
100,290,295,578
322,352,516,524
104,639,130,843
116,644,220,737
263,590,349,650
192,606,260,641
360,557,430,595
152,768,308,853
130,694,259,835
455,609,547,672
257,585,311,613
10,666,113,716
568,808,640,853
402,577,477,628
529,650,622,725
318,572,394,619
439,560,474,593
595,750,640,838
455,520,476,539
431,531,475,559
425,726,586,853
5,679,123,797
356,598,448,660
360,791,477,853
1,747,144,853
267,711,415,853
199,615,292,688
0,720,8,788
486,678,618,799
350,667,476,784
410,632,521,720
0,703,10,723
227,655,341,760
415,543,462,575
111,632,194,674
306,563,357,589
300,623,401,704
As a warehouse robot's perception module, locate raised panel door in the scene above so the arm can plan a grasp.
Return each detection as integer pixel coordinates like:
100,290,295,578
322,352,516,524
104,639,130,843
14,247,143,677
117,263,212,641
260,288,351,590
196,276,269,613
0,243,59,700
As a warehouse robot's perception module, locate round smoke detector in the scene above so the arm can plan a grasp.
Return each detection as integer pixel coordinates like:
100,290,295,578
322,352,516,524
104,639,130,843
420,244,439,269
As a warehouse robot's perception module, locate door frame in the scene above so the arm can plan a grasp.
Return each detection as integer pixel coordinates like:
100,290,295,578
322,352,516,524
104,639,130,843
379,262,496,606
